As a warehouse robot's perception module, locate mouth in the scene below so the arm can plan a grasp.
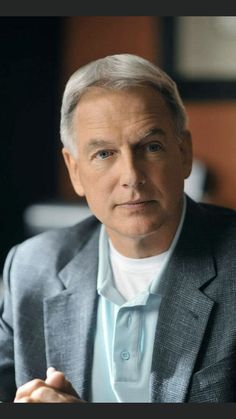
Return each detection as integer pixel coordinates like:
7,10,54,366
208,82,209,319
117,200,156,209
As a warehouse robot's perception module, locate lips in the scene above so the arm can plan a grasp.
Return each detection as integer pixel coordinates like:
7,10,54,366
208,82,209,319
117,199,156,207
121,201,150,205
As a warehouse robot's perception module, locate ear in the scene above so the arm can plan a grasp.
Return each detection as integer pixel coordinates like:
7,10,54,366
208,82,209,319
179,130,193,179
62,148,85,197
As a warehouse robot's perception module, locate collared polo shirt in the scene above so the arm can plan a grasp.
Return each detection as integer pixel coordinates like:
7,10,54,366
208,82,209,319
90,197,186,402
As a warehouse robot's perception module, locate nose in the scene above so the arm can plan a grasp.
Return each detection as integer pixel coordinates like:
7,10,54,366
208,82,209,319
120,153,146,189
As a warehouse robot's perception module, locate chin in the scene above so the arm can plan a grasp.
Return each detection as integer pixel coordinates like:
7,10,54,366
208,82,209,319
117,220,162,239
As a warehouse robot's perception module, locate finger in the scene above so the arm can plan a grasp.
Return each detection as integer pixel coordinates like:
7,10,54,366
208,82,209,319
15,382,86,403
31,386,84,403
15,389,84,403
14,398,32,403
46,366,57,378
45,370,67,388
14,379,45,401
45,369,80,398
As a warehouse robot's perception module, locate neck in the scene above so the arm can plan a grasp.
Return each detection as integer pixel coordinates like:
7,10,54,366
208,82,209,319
106,224,180,259
109,234,170,258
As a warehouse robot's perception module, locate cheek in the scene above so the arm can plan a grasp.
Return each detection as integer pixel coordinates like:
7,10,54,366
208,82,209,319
80,172,114,203
149,160,184,192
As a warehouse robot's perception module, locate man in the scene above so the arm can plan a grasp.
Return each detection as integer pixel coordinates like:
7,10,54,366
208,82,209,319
1,53,236,403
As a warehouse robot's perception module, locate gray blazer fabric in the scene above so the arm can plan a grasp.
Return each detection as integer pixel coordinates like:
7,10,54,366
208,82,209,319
0,196,236,403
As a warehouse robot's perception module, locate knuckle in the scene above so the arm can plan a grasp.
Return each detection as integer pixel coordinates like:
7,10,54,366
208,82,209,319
32,378,44,387
32,386,48,399
15,378,45,400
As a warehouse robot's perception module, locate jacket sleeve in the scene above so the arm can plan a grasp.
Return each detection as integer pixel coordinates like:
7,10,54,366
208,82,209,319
0,246,18,402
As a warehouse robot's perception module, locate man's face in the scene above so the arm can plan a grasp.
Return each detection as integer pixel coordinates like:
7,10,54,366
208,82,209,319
63,86,192,253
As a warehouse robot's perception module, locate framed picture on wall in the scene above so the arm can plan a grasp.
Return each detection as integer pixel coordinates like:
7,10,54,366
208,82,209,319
162,16,236,99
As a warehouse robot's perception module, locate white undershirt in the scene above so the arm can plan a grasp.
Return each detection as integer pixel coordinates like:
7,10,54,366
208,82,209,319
109,241,169,301
108,196,187,302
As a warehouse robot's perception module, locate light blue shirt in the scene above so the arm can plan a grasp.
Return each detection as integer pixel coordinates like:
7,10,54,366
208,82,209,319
90,197,186,402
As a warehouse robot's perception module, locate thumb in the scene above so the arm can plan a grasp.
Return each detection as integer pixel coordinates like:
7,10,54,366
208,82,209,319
45,367,80,398
46,366,57,378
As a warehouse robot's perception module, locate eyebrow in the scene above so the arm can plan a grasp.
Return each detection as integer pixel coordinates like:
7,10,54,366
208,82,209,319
138,128,165,142
84,139,115,154
84,128,166,153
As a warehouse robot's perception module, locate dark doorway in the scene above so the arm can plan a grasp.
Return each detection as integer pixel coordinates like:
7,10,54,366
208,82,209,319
0,17,63,273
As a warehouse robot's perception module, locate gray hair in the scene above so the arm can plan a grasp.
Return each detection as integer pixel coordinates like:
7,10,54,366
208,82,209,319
60,53,188,156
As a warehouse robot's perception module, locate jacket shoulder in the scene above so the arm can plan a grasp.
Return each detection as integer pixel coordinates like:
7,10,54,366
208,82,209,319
4,215,101,276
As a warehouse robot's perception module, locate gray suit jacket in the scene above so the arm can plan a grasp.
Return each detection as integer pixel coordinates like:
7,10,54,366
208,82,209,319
1,196,236,403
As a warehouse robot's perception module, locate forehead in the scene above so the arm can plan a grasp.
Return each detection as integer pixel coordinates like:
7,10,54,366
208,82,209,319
73,86,175,151
72,86,174,140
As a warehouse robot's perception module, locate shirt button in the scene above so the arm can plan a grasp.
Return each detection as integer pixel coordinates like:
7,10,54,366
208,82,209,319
121,350,130,360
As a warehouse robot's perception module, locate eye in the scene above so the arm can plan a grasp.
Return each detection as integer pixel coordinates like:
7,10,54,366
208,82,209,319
95,150,114,160
145,142,163,153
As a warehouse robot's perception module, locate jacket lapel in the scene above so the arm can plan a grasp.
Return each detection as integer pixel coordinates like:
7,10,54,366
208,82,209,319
43,226,100,400
150,198,216,402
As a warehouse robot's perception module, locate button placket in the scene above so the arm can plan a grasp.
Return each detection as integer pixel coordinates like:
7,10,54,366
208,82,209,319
113,308,142,382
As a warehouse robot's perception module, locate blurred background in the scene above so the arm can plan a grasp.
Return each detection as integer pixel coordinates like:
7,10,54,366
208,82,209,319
1,16,236,280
